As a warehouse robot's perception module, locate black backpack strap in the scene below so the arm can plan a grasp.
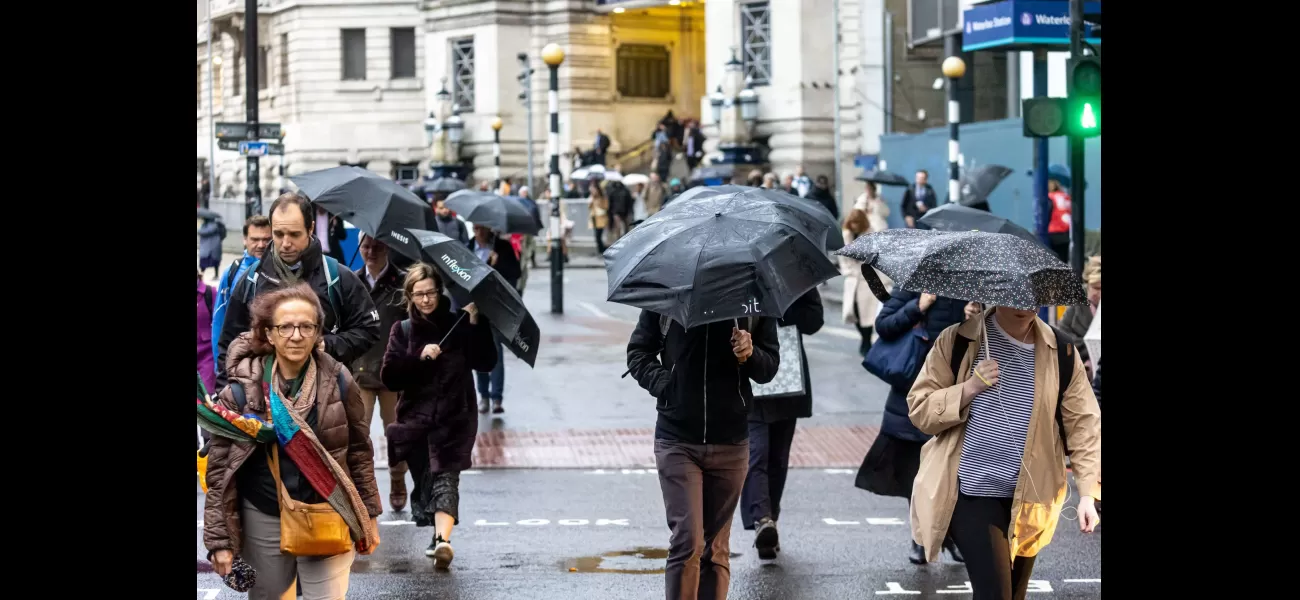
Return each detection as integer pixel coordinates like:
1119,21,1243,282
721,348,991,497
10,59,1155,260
203,286,214,315
224,258,242,291
401,319,412,340
337,369,348,401
949,334,972,382
1050,327,1074,456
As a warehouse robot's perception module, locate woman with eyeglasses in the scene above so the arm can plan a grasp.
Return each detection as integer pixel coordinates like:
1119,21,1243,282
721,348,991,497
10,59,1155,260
203,283,381,600
381,263,497,568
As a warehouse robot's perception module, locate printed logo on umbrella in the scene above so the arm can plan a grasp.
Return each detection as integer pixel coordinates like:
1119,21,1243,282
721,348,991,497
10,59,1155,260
513,332,531,354
442,254,473,281
390,230,410,244
741,298,761,314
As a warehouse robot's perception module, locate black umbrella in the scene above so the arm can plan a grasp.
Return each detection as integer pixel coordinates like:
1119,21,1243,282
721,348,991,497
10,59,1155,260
958,164,1014,207
835,228,1088,310
687,164,734,184
289,166,429,262
918,203,1042,247
856,168,910,187
427,177,467,193
604,188,840,329
400,228,540,367
443,190,540,235
664,185,844,251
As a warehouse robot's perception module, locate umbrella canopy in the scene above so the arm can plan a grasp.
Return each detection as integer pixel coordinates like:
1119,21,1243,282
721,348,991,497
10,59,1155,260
289,166,429,261
571,164,610,181
401,228,540,367
665,185,844,251
958,164,1014,207
427,177,467,193
918,203,1041,247
604,188,839,329
443,190,541,235
855,168,910,187
622,173,650,187
835,228,1088,310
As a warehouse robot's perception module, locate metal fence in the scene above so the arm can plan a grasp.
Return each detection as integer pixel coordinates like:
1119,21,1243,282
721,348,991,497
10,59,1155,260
536,198,597,248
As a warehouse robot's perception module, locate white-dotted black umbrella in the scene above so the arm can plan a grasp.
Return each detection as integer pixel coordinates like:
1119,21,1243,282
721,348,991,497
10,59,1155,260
835,228,1088,310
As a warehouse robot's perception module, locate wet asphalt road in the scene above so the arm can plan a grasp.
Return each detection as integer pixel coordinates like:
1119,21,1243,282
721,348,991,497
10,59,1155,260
196,469,1101,599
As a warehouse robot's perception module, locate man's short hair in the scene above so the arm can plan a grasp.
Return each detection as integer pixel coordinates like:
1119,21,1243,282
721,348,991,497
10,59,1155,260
243,214,270,236
916,169,928,176
268,192,314,230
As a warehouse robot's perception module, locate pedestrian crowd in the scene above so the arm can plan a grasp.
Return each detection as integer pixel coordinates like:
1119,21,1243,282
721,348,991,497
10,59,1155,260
197,165,1100,600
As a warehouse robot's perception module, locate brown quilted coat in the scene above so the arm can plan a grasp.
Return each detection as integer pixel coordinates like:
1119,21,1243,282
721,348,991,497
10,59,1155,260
203,333,382,557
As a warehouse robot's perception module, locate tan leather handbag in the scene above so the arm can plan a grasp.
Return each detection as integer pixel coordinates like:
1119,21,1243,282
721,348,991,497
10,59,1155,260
268,446,353,556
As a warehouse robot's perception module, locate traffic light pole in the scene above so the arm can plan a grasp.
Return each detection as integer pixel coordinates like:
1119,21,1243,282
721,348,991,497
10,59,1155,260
244,0,262,219
1068,0,1086,277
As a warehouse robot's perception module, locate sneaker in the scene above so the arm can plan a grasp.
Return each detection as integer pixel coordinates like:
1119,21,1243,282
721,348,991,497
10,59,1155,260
427,536,454,569
754,517,779,560
492,400,505,414
478,396,490,414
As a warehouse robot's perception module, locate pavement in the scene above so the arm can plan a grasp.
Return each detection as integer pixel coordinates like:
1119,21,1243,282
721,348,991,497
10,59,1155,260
196,255,1102,599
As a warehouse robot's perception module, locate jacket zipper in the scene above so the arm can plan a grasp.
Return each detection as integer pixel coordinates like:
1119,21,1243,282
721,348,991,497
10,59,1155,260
703,327,709,443
737,367,746,407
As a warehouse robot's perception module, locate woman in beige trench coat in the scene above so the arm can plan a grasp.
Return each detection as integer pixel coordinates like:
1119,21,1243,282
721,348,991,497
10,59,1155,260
906,306,1100,600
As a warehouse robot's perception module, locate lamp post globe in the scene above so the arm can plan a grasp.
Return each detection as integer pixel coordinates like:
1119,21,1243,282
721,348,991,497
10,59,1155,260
542,43,565,66
941,56,966,79
491,117,504,132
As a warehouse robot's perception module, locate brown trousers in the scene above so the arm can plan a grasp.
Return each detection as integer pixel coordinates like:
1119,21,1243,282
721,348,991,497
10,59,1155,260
359,387,406,484
654,439,750,600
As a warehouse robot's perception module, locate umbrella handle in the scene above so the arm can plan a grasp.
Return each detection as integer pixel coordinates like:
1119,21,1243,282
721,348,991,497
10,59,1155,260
435,310,469,349
859,264,892,303
348,245,361,269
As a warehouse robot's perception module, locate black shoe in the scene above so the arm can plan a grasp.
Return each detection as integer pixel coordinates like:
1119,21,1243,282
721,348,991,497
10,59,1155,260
491,400,505,414
943,538,964,563
908,541,927,565
754,517,779,560
427,535,454,569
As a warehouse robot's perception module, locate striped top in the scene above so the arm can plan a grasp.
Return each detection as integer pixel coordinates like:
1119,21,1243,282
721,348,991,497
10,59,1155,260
958,314,1037,498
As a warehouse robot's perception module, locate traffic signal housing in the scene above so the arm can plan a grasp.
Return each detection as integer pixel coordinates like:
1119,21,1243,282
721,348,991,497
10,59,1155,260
1022,97,1067,138
1067,56,1101,137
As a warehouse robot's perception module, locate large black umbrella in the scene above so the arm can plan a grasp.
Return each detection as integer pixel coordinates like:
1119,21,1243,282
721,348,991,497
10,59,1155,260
444,190,540,235
958,164,1014,207
604,188,839,329
290,166,428,262
918,203,1042,247
856,168,910,187
399,228,540,367
664,185,844,251
836,228,1088,310
427,177,467,194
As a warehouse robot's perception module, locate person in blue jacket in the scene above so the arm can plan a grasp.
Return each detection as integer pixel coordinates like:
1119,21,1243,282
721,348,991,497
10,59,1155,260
210,215,272,365
855,287,978,565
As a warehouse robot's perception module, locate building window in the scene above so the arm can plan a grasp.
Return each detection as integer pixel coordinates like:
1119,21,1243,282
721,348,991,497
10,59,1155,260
450,38,475,111
258,46,269,90
391,28,416,79
342,29,367,81
739,1,772,86
616,45,671,99
394,163,419,183
232,46,242,96
280,34,290,87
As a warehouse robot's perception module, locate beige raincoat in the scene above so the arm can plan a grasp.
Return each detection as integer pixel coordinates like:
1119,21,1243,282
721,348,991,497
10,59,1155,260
906,310,1101,564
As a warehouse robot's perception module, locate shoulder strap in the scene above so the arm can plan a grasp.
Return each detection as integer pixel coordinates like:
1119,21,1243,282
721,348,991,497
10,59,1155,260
224,258,242,291
401,318,412,340
203,286,214,315
323,256,343,332
949,334,971,380
243,259,262,303
230,383,248,413
337,368,348,400
1050,327,1074,456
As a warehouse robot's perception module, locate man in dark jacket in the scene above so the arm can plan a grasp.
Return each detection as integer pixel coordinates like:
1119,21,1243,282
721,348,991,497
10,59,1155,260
351,233,410,512
627,311,780,600
740,288,823,560
468,224,521,414
216,193,381,390
900,169,938,228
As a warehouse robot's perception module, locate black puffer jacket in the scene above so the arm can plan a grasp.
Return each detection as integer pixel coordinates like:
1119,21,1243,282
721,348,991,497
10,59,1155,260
873,288,968,442
627,312,780,445
349,263,407,390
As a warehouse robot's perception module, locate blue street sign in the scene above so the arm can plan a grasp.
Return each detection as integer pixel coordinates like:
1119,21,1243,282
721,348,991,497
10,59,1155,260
962,0,1100,52
239,141,269,157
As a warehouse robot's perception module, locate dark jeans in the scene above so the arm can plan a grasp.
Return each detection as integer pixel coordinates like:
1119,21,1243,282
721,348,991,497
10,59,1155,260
474,334,505,401
857,326,874,357
948,493,1038,600
594,228,606,254
740,418,797,529
654,439,749,600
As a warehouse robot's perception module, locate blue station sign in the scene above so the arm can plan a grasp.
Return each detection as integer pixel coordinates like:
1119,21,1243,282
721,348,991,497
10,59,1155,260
962,0,1100,52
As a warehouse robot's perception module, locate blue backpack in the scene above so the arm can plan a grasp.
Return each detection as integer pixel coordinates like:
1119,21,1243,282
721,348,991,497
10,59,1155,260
242,256,345,333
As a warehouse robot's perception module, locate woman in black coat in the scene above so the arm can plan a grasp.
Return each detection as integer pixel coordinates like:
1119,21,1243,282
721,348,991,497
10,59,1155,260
854,287,975,565
381,263,497,569
740,287,823,560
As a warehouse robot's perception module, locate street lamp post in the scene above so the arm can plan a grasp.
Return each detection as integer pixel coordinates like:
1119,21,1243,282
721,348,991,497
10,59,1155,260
244,0,262,218
491,117,503,191
941,56,967,204
518,53,535,195
542,43,565,315
710,49,764,172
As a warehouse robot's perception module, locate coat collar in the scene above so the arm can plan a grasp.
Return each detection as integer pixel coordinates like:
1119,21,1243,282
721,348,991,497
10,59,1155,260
955,308,1057,349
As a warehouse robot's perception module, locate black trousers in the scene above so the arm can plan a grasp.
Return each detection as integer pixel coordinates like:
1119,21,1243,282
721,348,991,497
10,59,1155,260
948,493,1038,600
740,418,798,529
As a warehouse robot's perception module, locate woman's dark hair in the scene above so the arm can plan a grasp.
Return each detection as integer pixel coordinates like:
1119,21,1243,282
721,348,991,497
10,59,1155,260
402,262,445,313
248,283,324,355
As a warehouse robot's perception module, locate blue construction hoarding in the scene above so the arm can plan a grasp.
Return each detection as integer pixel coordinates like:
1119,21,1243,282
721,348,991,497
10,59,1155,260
962,0,1100,52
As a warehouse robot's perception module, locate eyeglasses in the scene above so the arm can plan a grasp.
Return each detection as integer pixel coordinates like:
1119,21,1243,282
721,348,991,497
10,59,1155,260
272,323,320,338
410,291,440,301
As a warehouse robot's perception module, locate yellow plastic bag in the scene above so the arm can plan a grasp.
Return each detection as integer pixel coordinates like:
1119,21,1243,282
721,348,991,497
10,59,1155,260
197,450,209,494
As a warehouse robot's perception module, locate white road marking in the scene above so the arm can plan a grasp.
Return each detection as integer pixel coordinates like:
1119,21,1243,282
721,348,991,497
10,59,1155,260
579,301,613,320
198,589,221,600
1064,579,1101,583
876,582,921,595
865,517,906,525
937,582,972,594
823,518,861,525
823,468,854,474
1027,581,1054,592
820,326,861,340
381,520,415,526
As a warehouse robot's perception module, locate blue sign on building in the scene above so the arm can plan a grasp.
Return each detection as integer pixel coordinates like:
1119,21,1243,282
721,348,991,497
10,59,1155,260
962,0,1100,52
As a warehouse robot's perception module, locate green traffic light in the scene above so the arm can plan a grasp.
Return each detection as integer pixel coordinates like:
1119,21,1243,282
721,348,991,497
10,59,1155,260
1080,103,1097,129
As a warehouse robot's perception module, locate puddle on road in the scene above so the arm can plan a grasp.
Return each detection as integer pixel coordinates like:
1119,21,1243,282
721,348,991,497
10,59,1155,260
563,548,744,574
